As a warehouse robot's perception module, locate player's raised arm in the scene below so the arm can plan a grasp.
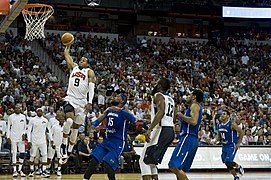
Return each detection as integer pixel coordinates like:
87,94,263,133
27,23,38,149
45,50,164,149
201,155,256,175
64,45,76,70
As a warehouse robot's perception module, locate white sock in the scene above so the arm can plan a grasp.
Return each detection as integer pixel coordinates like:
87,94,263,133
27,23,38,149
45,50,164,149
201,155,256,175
30,165,34,171
42,165,46,172
58,166,61,171
18,164,22,171
13,165,16,172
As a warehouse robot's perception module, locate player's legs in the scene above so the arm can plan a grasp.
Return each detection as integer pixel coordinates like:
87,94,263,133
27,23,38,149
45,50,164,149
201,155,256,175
62,102,75,151
47,145,55,171
17,141,26,176
29,144,38,176
83,156,100,180
104,161,116,180
168,135,198,180
55,146,62,175
11,141,18,176
222,146,243,178
39,143,50,177
140,128,161,179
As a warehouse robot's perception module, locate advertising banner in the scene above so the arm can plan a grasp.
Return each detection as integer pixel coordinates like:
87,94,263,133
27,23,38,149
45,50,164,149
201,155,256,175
134,146,271,169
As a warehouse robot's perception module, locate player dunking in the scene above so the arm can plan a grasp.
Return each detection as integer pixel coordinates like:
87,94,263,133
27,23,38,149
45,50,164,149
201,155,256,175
61,45,95,162
83,93,136,180
214,110,244,180
168,89,203,180
140,78,175,180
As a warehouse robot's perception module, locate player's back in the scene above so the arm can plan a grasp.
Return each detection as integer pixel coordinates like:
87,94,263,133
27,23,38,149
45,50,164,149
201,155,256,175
67,66,90,100
180,102,202,138
158,93,175,127
218,120,238,146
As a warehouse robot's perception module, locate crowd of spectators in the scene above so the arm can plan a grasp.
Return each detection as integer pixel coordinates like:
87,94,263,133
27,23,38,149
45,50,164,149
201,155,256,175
0,28,271,173
40,30,271,147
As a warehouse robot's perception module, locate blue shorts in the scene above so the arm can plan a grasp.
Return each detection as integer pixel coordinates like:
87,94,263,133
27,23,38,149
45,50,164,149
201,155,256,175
91,138,124,171
221,144,236,163
168,135,198,172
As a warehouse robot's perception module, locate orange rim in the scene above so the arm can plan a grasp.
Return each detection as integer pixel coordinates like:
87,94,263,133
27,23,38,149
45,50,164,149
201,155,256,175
22,4,53,15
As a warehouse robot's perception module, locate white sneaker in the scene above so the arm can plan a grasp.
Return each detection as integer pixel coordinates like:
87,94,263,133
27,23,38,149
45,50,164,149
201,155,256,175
57,170,62,176
35,169,42,175
28,170,34,177
41,171,50,178
19,170,26,177
12,171,18,177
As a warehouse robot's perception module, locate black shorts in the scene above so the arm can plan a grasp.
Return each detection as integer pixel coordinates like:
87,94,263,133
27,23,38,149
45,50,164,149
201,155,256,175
143,126,175,165
63,101,75,114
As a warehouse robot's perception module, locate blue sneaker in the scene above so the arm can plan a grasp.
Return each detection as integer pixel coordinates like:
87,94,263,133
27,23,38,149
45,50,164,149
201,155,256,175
238,165,244,177
234,176,240,180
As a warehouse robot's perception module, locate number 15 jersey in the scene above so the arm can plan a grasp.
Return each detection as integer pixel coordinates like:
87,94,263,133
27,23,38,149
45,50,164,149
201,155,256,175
66,66,90,101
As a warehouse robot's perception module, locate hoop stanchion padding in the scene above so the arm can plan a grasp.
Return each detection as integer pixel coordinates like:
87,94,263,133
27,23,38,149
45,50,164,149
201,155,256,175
22,4,54,41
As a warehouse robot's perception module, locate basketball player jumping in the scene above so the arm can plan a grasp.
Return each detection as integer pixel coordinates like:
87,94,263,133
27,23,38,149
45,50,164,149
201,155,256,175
168,89,203,180
140,78,175,180
61,45,95,163
214,110,244,180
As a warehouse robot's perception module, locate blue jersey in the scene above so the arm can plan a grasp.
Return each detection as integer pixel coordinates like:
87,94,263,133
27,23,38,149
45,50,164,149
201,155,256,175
218,120,238,146
105,109,136,141
179,102,202,138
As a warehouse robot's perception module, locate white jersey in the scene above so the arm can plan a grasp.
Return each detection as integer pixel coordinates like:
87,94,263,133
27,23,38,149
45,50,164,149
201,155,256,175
65,66,90,106
7,113,26,142
49,117,59,129
51,123,64,146
154,92,175,127
27,116,52,145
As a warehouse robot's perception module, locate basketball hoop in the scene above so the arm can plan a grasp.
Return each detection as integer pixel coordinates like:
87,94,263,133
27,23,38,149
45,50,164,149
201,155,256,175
22,4,54,41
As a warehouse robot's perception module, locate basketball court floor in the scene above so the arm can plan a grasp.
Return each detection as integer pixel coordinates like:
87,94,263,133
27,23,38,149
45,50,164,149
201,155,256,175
0,172,271,180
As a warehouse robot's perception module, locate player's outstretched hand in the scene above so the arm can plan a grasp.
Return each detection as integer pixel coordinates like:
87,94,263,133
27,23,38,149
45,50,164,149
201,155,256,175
64,45,70,54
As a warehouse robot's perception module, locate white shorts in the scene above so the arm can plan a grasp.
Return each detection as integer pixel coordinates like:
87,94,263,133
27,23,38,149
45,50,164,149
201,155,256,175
48,145,61,159
30,143,47,160
139,127,161,176
64,96,87,125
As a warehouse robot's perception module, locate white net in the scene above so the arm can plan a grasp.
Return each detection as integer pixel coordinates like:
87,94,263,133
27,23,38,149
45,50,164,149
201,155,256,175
22,4,54,41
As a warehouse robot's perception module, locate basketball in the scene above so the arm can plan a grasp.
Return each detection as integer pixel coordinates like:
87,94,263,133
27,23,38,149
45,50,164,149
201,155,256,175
61,32,74,46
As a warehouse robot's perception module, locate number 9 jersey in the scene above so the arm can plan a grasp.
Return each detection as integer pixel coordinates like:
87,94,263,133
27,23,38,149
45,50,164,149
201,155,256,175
66,66,91,103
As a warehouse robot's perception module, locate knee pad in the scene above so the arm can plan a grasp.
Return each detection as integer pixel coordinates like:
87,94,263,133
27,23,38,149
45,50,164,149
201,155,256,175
63,118,73,134
225,162,236,171
19,152,26,159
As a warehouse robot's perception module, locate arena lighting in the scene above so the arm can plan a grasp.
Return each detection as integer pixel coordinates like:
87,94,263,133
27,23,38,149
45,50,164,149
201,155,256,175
85,0,100,7
223,6,271,18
